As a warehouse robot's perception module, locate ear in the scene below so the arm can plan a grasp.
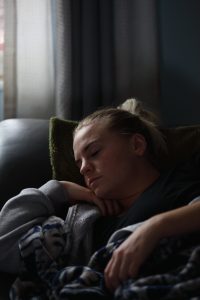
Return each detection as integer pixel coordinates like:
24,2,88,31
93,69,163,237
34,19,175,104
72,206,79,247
130,133,147,156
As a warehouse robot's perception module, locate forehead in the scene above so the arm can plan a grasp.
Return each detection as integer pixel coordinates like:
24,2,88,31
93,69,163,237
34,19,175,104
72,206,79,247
73,122,108,151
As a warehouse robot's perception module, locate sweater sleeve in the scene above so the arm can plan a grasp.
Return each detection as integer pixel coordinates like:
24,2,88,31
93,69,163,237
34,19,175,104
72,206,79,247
0,180,70,273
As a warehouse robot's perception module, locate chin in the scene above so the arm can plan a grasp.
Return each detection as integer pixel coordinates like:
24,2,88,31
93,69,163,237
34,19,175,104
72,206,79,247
93,187,106,198
94,187,114,200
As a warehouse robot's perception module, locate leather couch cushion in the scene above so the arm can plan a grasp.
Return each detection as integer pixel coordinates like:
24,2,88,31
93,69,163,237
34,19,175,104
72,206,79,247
0,118,52,209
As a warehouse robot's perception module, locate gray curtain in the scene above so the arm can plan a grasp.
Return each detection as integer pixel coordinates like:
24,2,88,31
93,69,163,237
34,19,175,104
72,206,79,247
4,0,55,119
54,0,160,121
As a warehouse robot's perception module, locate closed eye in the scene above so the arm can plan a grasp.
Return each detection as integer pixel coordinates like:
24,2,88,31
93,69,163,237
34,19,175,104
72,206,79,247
75,150,100,169
90,149,100,157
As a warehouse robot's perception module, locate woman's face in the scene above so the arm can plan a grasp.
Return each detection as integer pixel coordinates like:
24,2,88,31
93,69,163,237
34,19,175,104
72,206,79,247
73,122,145,200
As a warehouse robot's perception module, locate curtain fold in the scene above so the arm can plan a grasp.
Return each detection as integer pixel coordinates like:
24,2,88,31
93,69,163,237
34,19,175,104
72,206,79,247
54,0,160,120
3,0,159,120
4,0,17,118
53,0,73,119
4,0,55,119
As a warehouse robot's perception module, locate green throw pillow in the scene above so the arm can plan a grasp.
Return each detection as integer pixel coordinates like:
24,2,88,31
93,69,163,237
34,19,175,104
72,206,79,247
49,117,84,185
49,116,200,183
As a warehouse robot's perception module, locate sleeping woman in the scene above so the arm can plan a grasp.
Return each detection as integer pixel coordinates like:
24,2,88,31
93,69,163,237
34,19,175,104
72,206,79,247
1,99,200,299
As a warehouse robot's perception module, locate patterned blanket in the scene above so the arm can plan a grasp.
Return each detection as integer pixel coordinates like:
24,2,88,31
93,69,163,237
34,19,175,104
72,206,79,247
10,216,200,300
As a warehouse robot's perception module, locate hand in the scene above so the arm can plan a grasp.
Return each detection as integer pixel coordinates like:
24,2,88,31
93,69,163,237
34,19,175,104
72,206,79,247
105,201,200,291
104,218,161,292
60,181,122,216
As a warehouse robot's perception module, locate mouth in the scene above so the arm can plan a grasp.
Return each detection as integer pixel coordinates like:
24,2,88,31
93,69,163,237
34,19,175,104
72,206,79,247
87,176,101,188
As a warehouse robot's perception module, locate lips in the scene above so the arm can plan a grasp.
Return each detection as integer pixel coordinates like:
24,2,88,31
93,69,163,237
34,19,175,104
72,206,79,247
87,176,101,188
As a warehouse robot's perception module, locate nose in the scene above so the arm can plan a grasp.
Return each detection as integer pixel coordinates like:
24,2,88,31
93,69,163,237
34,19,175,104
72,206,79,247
80,159,92,175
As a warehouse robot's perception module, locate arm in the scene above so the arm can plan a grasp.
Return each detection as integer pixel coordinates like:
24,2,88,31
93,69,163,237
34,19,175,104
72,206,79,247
0,180,70,273
104,199,200,291
149,198,200,237
0,179,121,273
60,181,122,216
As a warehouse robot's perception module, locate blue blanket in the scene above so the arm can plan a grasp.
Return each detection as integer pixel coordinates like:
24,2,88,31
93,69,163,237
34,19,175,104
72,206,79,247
10,216,200,299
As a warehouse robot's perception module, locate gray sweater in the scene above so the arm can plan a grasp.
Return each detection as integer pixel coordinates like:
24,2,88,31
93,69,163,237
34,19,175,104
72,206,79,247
1,179,199,274
0,180,74,273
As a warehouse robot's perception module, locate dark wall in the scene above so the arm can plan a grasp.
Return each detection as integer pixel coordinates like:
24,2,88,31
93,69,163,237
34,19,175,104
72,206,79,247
158,0,200,127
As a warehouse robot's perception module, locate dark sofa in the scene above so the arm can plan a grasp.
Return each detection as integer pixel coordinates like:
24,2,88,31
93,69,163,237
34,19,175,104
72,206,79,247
1,117,200,299
0,118,52,299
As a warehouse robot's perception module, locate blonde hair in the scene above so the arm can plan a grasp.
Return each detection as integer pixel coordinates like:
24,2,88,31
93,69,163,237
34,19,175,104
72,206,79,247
117,98,159,124
74,98,167,168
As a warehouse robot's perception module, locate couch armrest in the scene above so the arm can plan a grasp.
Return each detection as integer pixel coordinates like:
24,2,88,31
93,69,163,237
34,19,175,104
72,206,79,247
0,118,52,209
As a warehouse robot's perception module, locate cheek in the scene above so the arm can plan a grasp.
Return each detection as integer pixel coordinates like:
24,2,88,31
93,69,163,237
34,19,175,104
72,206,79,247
98,145,134,176
100,154,119,172
107,149,133,168
102,154,132,179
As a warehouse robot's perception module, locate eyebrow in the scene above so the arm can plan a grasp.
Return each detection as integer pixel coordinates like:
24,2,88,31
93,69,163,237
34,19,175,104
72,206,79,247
74,140,99,165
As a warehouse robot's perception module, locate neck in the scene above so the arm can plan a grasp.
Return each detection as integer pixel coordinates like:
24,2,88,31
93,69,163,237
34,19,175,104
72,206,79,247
119,167,160,211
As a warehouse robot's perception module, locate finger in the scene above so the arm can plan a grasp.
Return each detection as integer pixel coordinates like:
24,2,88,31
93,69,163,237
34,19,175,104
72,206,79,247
102,200,112,216
102,199,122,216
117,253,135,283
104,253,122,291
110,200,122,215
102,201,114,216
92,196,107,216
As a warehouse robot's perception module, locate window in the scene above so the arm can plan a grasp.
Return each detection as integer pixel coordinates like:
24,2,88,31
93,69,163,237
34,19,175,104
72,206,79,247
0,0,4,120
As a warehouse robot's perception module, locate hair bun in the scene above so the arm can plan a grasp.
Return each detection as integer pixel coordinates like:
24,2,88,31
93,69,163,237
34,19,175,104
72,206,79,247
118,98,159,125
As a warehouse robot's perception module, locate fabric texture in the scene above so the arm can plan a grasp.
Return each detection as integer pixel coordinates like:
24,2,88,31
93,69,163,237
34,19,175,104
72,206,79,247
49,117,84,184
10,214,200,300
0,180,69,273
49,116,200,183
161,125,200,168
4,0,55,119
53,0,159,120
0,118,52,209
